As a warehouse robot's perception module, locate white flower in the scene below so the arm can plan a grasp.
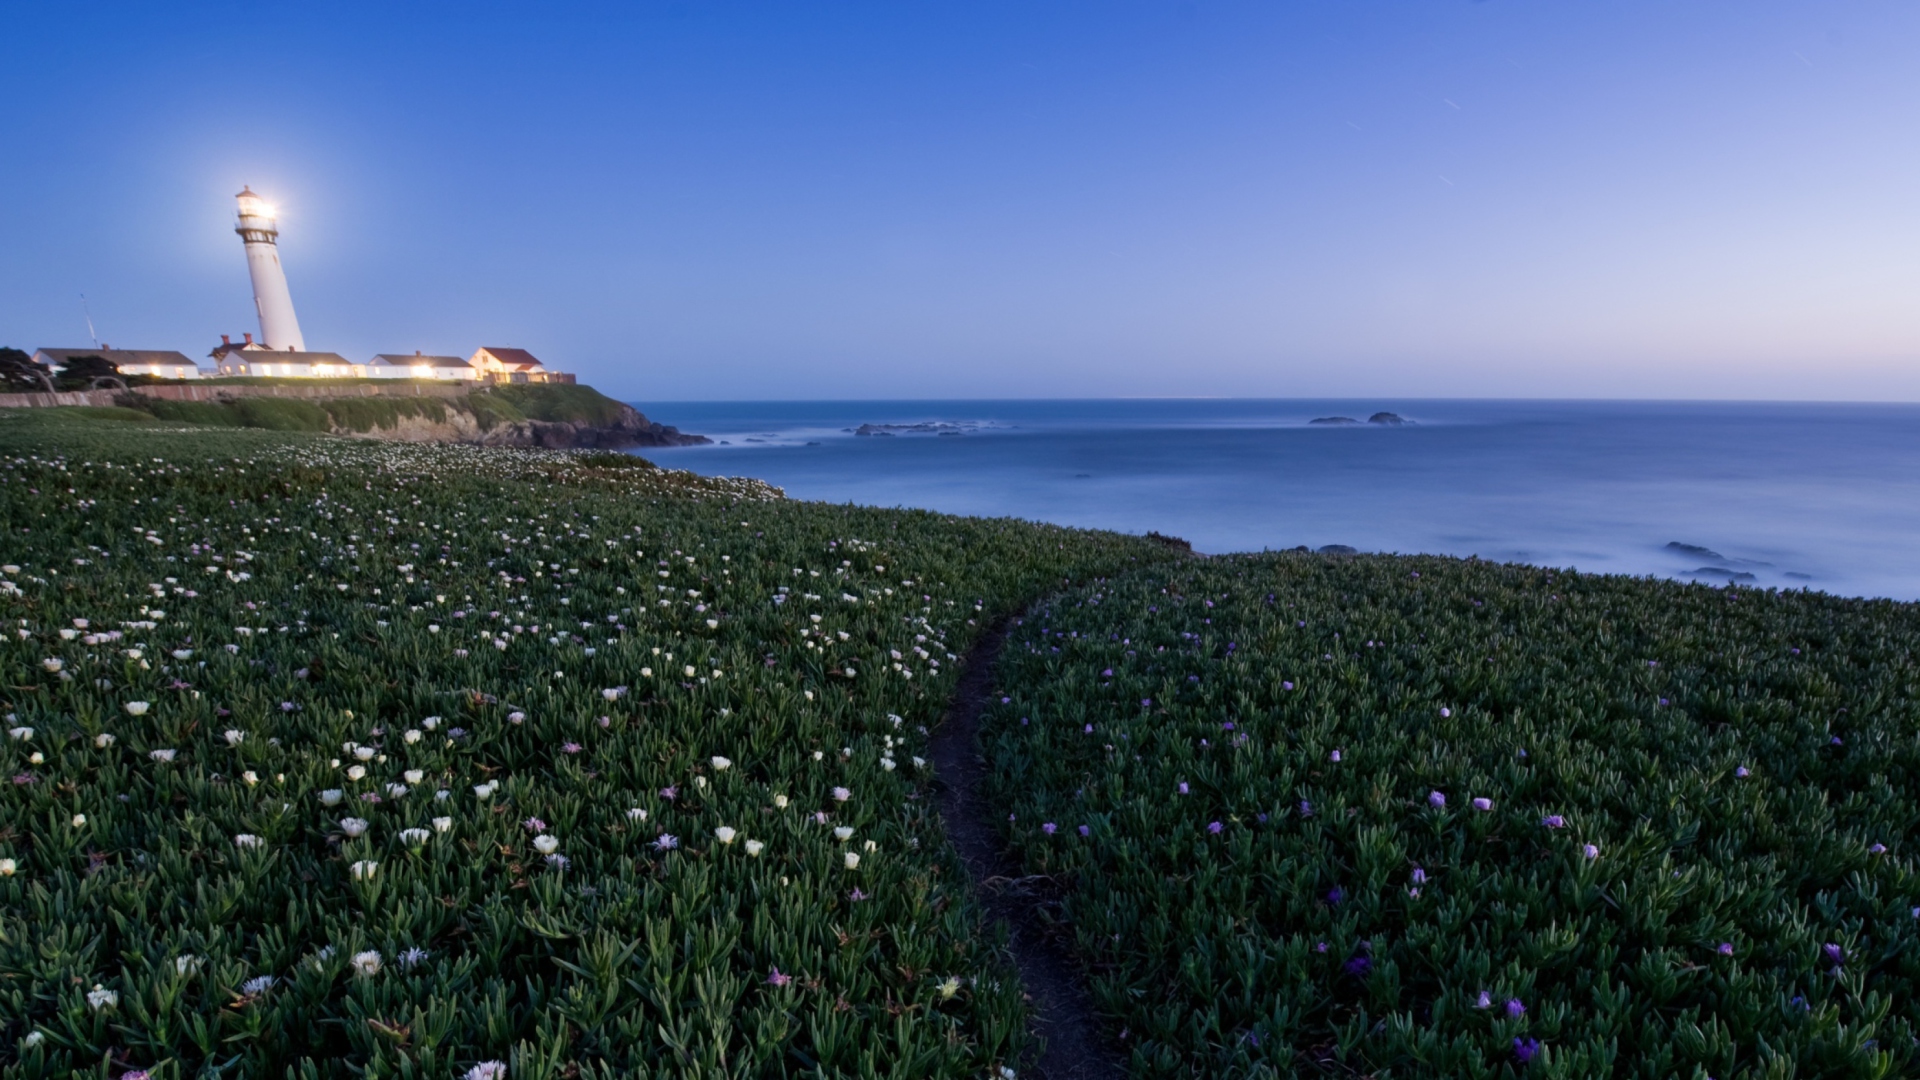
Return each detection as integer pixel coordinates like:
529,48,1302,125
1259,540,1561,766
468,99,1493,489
149,748,177,763
399,828,431,846
744,839,765,856
41,658,62,673
912,756,927,769
320,789,344,806
508,711,526,724
70,814,87,828
224,729,244,746
833,826,855,841
234,834,263,848
241,975,276,995
773,794,789,809
694,776,708,789
422,716,440,730
353,746,375,761
832,786,851,802
350,949,381,976
464,1062,507,1080
174,954,202,975
714,826,737,845
0,858,16,876
843,852,861,870
22,1030,43,1047
626,807,647,821
242,770,260,786
532,834,560,855
404,769,424,784
386,783,409,798
27,752,41,765
349,860,378,881
172,649,192,659
124,701,150,716
86,984,118,1010
601,688,622,702
880,757,896,771
432,817,453,833
403,729,421,744
346,765,367,781
474,782,497,799
340,817,370,837
125,648,143,661
8,727,31,741
94,733,116,748
710,755,732,771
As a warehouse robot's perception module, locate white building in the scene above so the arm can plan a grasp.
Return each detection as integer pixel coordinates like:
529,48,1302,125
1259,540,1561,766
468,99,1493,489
32,348,207,380
214,349,356,378
366,352,479,380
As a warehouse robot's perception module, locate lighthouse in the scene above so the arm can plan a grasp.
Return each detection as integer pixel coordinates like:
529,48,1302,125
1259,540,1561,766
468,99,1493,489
233,187,306,351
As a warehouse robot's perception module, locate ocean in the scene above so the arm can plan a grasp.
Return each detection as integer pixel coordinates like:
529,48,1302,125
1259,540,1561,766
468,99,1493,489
634,399,1920,601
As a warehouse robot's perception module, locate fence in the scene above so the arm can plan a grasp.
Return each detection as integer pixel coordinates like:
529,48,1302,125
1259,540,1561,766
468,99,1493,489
0,381,473,410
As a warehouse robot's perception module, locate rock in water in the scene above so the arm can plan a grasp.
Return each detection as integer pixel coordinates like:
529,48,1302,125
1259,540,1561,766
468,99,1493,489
1318,544,1359,555
1665,541,1725,560
1367,412,1408,425
1310,417,1360,425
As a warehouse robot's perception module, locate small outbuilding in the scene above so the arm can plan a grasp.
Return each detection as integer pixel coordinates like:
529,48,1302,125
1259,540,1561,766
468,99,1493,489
367,352,478,380
33,348,205,380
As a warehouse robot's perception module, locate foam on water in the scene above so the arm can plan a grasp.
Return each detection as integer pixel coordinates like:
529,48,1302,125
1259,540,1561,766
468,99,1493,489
639,399,1920,600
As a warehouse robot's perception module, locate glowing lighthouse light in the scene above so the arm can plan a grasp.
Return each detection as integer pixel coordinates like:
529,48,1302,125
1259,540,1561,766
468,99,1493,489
234,186,306,352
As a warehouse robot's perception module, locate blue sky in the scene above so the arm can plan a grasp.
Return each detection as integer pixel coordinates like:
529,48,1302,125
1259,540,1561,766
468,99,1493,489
3,1,1917,400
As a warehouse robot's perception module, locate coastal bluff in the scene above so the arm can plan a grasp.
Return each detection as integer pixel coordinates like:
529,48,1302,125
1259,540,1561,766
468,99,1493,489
0,381,708,449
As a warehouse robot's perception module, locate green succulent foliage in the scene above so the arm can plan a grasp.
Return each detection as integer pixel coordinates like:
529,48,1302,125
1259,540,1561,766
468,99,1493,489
0,413,1174,1077
985,554,1920,1080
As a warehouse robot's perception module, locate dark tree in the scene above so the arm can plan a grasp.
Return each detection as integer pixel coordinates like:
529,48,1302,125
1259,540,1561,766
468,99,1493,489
0,347,55,392
53,353,126,390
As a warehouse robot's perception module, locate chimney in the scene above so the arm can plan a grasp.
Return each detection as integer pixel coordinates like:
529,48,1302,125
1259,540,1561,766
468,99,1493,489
221,334,231,345
415,350,422,356
243,333,254,345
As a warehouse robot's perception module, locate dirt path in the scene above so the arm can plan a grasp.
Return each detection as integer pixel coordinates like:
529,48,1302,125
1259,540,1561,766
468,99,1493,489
929,617,1125,1080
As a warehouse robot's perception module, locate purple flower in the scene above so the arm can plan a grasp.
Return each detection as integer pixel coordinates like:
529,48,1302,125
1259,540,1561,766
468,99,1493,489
1513,1037,1541,1065
1329,749,1341,762
1473,990,1492,1009
1141,699,1152,708
1100,669,1113,677
1222,721,1235,731
659,786,678,801
1717,942,1734,956
522,817,547,832
1868,843,1887,855
848,888,868,901
1298,800,1313,817
1282,681,1294,690
1542,815,1566,829
653,833,679,851
1315,941,1329,953
1505,998,1525,1018
1735,766,1750,778
1325,886,1345,905
560,742,582,754
1823,943,1845,966
1078,824,1090,837
1207,821,1223,835
1582,843,1600,859
1427,791,1447,809
1083,724,1093,734
767,967,792,987
1343,956,1372,976
1042,822,1057,835
1472,797,1493,811
1411,867,1427,884
1177,782,1189,795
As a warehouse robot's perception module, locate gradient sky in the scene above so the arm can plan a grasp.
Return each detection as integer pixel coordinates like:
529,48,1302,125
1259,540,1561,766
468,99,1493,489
3,1,1917,401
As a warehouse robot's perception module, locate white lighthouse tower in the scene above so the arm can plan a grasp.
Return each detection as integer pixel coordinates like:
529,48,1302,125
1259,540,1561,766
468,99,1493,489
233,187,306,351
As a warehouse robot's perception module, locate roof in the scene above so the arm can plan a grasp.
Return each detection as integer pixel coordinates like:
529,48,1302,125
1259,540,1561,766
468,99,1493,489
474,346,544,370
370,354,470,367
221,352,353,366
34,348,196,367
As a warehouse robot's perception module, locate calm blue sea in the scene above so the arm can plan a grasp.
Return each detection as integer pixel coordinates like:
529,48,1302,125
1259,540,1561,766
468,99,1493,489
632,400,1920,601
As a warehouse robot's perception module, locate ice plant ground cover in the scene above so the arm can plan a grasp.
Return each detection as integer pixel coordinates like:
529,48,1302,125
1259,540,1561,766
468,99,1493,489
985,554,1920,1078
0,410,1173,1078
